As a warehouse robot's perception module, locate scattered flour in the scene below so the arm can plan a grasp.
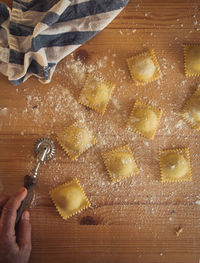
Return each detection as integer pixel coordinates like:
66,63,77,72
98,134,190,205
175,120,184,130
195,200,200,205
1,3,199,231
0,107,8,116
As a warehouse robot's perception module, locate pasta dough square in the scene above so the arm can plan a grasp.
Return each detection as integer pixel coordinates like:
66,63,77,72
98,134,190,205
184,45,200,76
159,148,192,182
181,87,200,130
50,179,91,220
126,101,163,139
79,74,115,114
57,121,96,160
127,49,162,86
102,145,139,182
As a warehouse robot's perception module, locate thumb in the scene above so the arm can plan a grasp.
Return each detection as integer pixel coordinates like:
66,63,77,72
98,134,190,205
17,210,32,252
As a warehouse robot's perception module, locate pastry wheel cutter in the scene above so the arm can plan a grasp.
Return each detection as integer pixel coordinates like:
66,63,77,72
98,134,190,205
15,138,56,228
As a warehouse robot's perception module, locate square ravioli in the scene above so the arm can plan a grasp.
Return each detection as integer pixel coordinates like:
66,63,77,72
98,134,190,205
181,87,200,130
126,101,163,140
57,121,96,160
49,179,91,220
78,74,115,114
184,45,200,76
159,148,192,182
102,145,139,182
127,49,162,86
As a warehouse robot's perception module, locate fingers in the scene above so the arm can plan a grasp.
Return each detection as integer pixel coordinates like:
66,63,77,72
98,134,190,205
0,187,27,238
0,195,9,217
17,210,32,253
0,194,9,209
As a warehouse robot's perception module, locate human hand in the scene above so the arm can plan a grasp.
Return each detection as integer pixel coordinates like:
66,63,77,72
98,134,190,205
0,188,31,263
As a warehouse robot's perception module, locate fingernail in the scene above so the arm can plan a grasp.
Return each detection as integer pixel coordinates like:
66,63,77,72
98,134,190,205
18,187,26,193
22,211,30,220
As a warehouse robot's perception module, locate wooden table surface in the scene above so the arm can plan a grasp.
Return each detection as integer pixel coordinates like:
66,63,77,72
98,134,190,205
0,0,200,262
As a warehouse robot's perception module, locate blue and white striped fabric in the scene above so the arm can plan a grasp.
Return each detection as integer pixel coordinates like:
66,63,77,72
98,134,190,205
0,0,129,85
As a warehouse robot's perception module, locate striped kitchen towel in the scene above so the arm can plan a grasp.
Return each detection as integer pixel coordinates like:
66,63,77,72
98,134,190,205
0,0,129,85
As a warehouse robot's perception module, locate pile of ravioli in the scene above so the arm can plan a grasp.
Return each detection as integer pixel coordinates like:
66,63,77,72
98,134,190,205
50,45,200,220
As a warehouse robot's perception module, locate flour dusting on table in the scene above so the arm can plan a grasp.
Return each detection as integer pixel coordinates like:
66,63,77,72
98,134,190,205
10,50,197,229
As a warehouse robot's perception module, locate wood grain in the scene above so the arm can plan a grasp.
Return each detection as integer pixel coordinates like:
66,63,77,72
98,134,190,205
0,0,200,263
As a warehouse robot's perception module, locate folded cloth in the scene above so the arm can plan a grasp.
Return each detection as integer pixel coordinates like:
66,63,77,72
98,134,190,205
0,0,129,85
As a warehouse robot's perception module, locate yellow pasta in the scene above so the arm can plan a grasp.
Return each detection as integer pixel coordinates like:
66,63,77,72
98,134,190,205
79,74,115,114
127,49,162,86
102,145,139,182
50,179,91,220
126,101,163,139
159,148,192,182
57,121,96,160
181,87,200,130
184,45,200,76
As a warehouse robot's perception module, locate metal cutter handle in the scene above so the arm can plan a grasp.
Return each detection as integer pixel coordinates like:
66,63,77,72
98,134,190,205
15,175,37,229
15,138,55,229
15,148,48,229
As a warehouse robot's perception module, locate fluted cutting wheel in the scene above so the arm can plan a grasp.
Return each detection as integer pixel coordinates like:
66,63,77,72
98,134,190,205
33,138,56,161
